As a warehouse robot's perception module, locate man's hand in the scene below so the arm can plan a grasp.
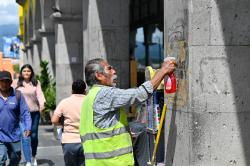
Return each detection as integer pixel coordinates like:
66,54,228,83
51,114,61,126
151,60,177,90
161,59,176,75
24,130,31,137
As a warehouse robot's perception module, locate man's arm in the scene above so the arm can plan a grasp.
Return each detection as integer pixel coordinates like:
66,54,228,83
95,60,176,110
95,81,153,111
51,102,63,126
20,93,31,136
51,114,61,125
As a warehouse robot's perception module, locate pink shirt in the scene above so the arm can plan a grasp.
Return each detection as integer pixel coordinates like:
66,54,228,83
16,81,46,112
53,94,85,143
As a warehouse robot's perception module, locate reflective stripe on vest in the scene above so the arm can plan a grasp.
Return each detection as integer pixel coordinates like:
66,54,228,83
80,126,127,143
84,146,133,159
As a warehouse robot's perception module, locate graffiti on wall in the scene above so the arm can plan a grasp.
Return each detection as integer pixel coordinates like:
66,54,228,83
165,19,188,108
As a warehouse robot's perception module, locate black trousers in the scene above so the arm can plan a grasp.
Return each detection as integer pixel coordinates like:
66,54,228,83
62,143,85,166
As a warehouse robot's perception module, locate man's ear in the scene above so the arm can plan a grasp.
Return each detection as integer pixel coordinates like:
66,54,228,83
95,72,104,81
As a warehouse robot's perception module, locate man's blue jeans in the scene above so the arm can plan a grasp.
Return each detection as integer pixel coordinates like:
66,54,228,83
20,123,32,163
0,141,21,166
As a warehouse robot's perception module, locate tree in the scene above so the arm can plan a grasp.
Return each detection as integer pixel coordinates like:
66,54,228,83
36,61,56,124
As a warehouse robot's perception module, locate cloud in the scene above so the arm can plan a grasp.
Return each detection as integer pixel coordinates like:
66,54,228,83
0,1,18,25
0,0,15,6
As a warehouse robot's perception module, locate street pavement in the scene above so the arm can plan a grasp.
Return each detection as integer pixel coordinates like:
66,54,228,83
17,125,166,166
20,125,64,166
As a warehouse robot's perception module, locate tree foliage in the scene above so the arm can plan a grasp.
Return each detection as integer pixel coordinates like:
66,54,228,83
36,61,56,112
13,64,20,73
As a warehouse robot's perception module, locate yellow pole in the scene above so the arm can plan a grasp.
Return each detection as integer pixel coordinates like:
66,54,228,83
150,104,167,166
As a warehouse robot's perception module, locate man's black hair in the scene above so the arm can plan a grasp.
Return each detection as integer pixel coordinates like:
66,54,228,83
72,79,86,94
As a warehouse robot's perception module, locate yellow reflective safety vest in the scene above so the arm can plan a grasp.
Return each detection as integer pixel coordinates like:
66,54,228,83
80,86,134,166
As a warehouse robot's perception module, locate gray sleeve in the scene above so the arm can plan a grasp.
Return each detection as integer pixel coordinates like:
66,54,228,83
95,81,153,111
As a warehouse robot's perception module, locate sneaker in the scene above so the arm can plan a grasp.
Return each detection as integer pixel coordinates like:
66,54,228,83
25,162,32,166
32,158,37,166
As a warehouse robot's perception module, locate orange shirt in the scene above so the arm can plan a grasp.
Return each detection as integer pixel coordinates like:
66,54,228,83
54,94,85,143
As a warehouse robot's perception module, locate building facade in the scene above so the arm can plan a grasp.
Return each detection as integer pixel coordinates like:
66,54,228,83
16,0,250,165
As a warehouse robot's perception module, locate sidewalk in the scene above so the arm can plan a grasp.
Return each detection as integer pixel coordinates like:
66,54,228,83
20,125,64,166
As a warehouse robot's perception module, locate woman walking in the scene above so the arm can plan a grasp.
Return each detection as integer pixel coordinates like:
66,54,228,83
16,64,46,166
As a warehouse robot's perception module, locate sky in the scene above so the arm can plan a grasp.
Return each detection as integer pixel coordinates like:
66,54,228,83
136,27,163,44
0,0,19,25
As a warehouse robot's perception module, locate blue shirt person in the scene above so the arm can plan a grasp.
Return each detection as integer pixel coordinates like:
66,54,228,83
0,71,31,166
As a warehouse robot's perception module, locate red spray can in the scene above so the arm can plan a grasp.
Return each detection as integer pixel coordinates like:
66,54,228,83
164,57,177,93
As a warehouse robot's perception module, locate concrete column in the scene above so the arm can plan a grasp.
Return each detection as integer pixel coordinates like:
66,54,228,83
164,0,250,165
23,11,32,65
30,40,41,74
82,0,130,88
26,47,33,65
21,47,29,65
52,0,83,102
19,45,25,68
39,0,55,77
26,2,34,67
30,0,42,74
163,1,189,165
17,0,41,74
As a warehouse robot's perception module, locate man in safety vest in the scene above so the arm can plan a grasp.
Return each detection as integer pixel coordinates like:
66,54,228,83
80,58,176,166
